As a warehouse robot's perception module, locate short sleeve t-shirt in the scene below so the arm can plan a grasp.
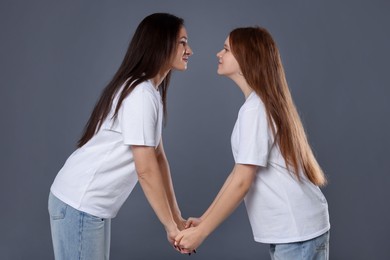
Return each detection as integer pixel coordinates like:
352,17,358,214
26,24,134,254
231,92,330,244
50,80,163,219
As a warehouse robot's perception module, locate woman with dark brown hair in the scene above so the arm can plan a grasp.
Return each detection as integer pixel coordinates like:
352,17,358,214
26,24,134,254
175,27,330,259
48,13,192,259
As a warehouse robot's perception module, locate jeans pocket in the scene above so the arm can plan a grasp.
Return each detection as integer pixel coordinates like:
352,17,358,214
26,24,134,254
48,193,67,220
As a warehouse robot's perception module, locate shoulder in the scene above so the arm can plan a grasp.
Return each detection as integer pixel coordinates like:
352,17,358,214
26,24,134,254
130,80,156,96
124,80,159,103
239,92,266,117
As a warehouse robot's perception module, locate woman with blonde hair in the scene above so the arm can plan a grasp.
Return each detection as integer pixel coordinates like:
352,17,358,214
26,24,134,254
175,27,330,259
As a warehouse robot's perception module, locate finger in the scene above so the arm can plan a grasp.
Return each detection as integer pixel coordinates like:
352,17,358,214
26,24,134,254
173,245,180,252
174,244,189,254
174,234,184,246
176,239,190,254
185,218,194,228
185,220,192,229
173,243,187,254
181,248,191,254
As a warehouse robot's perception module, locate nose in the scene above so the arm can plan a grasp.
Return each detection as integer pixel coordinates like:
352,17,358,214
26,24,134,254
186,45,193,56
216,50,223,58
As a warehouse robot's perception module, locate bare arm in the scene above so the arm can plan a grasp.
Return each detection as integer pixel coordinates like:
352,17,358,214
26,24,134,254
155,139,185,229
200,168,234,220
185,168,235,228
175,164,257,251
131,145,179,245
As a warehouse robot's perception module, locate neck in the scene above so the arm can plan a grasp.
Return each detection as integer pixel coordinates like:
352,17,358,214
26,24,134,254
151,69,170,90
230,74,253,99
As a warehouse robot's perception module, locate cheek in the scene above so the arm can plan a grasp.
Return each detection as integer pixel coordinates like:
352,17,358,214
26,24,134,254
230,58,240,71
177,47,185,55
175,51,183,61
221,58,240,74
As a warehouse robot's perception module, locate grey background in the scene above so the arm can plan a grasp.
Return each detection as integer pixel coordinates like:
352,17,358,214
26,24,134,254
1,0,389,259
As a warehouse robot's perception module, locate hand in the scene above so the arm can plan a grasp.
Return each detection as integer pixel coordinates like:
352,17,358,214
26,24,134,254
167,227,192,254
175,227,207,253
166,227,179,248
185,217,202,228
175,216,187,231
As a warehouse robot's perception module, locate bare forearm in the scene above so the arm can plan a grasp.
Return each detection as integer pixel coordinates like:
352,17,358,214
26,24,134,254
158,155,182,220
132,145,178,232
156,140,182,221
201,171,234,220
138,166,177,231
174,165,257,252
198,165,256,236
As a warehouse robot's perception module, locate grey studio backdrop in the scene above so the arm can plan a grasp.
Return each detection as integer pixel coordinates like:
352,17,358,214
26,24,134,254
1,1,389,259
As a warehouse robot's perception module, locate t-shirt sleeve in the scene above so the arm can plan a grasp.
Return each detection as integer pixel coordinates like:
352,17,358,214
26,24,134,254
119,87,159,146
236,106,271,167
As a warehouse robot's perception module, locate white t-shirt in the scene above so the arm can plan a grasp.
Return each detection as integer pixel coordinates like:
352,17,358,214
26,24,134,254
231,92,330,244
50,80,163,219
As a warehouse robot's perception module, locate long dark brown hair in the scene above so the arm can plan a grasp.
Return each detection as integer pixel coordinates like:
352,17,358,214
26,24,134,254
229,27,326,186
77,13,184,147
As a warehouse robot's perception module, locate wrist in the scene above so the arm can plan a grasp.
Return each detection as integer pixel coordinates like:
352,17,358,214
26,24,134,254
172,211,185,224
172,209,182,220
197,222,212,238
165,222,179,234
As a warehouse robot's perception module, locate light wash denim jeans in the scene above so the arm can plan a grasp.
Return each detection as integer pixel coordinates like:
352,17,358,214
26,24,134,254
48,192,111,260
269,231,329,260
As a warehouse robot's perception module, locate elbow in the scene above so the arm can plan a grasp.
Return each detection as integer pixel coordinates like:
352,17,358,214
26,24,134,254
136,166,153,183
233,176,253,195
233,168,255,194
231,165,257,194
239,180,253,194
136,169,147,181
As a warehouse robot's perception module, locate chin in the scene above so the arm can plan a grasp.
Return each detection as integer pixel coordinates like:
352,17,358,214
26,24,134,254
176,65,188,71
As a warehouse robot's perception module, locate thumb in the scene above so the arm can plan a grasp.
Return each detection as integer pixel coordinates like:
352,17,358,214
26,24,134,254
185,222,190,229
174,233,184,246
185,220,191,229
185,217,195,228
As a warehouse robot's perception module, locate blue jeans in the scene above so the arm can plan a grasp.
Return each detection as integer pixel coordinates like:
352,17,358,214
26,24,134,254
269,231,329,260
48,192,111,260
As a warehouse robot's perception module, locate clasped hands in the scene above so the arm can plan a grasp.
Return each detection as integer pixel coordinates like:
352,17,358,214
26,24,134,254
169,217,204,255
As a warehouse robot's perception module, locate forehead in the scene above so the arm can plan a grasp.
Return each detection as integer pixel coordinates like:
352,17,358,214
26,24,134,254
224,36,230,45
178,27,188,38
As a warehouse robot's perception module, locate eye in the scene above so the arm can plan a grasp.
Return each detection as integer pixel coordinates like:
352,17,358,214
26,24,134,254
179,40,187,46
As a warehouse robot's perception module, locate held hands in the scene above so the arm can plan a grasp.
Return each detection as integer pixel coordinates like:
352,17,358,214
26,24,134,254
185,217,202,228
174,226,205,254
166,226,191,254
175,216,188,231
173,217,204,254
167,217,195,254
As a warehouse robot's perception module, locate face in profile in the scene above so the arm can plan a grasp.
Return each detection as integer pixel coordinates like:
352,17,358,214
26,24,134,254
171,27,193,71
216,36,241,77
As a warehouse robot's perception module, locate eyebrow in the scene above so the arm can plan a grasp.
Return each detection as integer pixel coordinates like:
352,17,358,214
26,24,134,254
180,36,188,41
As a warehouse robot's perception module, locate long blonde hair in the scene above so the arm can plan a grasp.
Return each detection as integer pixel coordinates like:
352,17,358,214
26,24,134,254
230,27,326,186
